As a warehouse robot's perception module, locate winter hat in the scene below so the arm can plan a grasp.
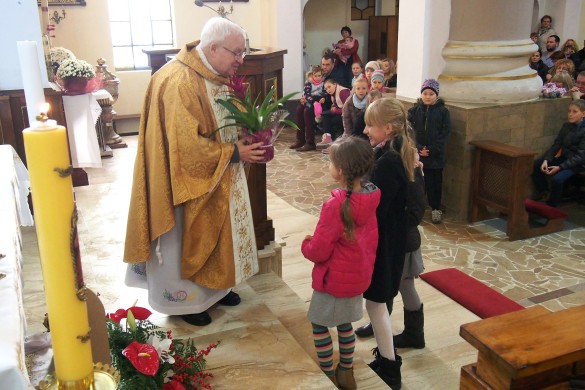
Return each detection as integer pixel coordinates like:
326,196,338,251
371,69,385,83
365,60,381,71
421,79,440,95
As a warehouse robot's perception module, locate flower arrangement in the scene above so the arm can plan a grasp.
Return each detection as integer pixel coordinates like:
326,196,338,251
215,76,299,163
107,306,220,390
541,82,567,98
49,47,76,68
56,58,96,80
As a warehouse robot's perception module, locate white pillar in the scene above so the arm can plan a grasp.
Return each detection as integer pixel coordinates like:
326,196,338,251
439,0,542,103
396,0,451,101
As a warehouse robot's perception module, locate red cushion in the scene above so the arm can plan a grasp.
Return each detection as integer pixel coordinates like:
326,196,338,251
524,199,568,220
420,268,524,319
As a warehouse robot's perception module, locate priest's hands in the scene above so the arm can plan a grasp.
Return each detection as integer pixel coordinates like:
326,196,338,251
236,139,266,163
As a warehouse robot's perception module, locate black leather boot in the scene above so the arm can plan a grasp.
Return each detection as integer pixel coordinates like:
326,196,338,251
375,353,402,390
393,303,425,349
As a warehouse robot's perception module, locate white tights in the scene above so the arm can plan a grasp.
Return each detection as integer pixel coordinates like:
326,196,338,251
365,299,395,360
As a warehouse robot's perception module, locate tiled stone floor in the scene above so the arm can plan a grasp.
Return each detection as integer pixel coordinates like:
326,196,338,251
270,129,585,311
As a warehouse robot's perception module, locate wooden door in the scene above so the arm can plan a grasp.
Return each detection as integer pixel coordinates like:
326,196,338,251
368,16,399,62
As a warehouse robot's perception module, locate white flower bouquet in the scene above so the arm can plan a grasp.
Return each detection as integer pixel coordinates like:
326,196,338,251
56,58,96,79
49,47,76,68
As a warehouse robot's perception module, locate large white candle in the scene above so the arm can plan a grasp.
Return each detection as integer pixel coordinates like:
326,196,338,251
17,41,46,126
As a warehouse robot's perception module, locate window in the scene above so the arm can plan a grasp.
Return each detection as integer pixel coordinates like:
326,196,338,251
107,0,174,70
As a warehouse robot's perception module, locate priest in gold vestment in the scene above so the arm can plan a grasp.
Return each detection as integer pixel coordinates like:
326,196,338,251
124,17,265,326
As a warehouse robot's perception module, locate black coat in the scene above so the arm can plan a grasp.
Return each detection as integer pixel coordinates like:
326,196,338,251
405,169,426,252
529,60,550,83
408,99,451,169
363,147,408,303
543,121,585,172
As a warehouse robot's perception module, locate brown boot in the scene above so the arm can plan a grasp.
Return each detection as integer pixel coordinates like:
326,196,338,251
335,364,356,390
326,372,338,387
296,143,316,152
289,141,305,149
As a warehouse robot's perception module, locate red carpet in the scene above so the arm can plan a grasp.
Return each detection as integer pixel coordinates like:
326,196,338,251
420,268,524,318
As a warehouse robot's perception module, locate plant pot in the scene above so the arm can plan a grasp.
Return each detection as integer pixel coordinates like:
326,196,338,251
62,76,90,95
243,128,275,163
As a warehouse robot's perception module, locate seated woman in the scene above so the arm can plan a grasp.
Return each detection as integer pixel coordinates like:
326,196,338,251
318,78,350,154
532,99,585,206
529,49,550,83
546,58,576,82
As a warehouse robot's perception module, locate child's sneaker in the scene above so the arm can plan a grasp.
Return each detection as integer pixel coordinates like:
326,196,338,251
431,209,442,224
317,133,332,146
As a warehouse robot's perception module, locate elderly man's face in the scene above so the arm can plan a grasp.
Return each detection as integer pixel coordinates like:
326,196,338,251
321,58,333,74
576,75,585,93
208,33,246,77
546,37,558,52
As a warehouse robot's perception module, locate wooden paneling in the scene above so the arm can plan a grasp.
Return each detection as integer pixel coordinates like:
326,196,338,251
368,15,399,61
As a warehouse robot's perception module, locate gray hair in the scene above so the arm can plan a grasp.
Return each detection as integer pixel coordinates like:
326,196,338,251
200,17,244,49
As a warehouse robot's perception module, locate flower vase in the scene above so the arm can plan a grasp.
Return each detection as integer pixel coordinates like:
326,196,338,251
62,76,90,95
243,128,275,163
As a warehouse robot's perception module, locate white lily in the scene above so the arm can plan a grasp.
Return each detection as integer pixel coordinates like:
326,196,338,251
148,335,175,364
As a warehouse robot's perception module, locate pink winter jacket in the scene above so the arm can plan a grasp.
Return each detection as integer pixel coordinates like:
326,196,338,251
302,183,380,298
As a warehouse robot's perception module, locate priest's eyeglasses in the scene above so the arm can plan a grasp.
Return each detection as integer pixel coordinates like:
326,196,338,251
222,46,247,59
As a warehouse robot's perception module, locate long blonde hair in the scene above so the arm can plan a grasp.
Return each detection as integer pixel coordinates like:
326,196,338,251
364,98,416,182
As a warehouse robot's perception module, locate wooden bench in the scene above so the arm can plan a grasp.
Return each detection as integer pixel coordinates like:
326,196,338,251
460,305,585,389
469,140,567,240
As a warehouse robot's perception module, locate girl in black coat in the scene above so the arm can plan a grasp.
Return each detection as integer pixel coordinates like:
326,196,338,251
362,97,417,389
408,79,451,224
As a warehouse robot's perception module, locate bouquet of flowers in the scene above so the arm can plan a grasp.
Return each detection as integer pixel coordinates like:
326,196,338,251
107,306,220,390
55,58,103,95
215,76,299,163
49,47,76,68
56,58,96,79
541,82,567,98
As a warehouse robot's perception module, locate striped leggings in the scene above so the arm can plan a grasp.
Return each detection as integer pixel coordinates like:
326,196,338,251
311,322,356,376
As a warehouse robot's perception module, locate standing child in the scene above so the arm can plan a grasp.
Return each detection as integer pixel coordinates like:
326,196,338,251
362,98,417,389
355,156,428,351
302,136,380,388
291,65,327,151
408,79,451,223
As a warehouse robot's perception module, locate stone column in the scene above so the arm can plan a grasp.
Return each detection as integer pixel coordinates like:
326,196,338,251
440,0,542,103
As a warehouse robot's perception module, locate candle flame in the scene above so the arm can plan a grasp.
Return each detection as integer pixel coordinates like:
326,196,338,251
36,102,50,122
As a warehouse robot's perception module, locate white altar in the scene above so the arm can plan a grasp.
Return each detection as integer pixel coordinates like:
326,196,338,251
0,145,34,389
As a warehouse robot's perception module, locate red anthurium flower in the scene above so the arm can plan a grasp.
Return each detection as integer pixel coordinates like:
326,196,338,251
127,306,152,321
108,308,128,324
163,381,186,390
122,341,160,376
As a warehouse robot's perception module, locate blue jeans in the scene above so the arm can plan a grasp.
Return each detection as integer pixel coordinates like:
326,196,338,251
532,158,575,206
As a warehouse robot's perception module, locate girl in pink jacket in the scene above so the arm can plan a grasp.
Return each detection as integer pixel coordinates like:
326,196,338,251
302,136,380,388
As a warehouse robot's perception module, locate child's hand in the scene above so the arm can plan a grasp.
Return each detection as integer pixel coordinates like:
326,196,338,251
419,146,430,157
546,166,560,175
540,160,549,172
319,98,325,104
304,235,313,241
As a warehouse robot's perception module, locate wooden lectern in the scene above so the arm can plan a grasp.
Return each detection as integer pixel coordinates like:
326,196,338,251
143,46,287,250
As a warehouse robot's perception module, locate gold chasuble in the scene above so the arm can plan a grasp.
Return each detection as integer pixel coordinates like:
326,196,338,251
124,41,257,292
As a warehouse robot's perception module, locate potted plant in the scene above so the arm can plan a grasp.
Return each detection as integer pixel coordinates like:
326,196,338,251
215,78,299,163
56,58,100,95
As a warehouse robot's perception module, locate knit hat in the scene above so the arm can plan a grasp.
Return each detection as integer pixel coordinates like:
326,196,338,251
365,60,381,71
421,79,439,95
370,69,385,83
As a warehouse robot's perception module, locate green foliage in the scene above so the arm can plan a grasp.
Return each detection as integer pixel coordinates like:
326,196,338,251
215,86,299,134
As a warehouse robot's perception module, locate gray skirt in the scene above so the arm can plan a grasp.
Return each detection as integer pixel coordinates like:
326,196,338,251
402,247,424,279
307,290,363,328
